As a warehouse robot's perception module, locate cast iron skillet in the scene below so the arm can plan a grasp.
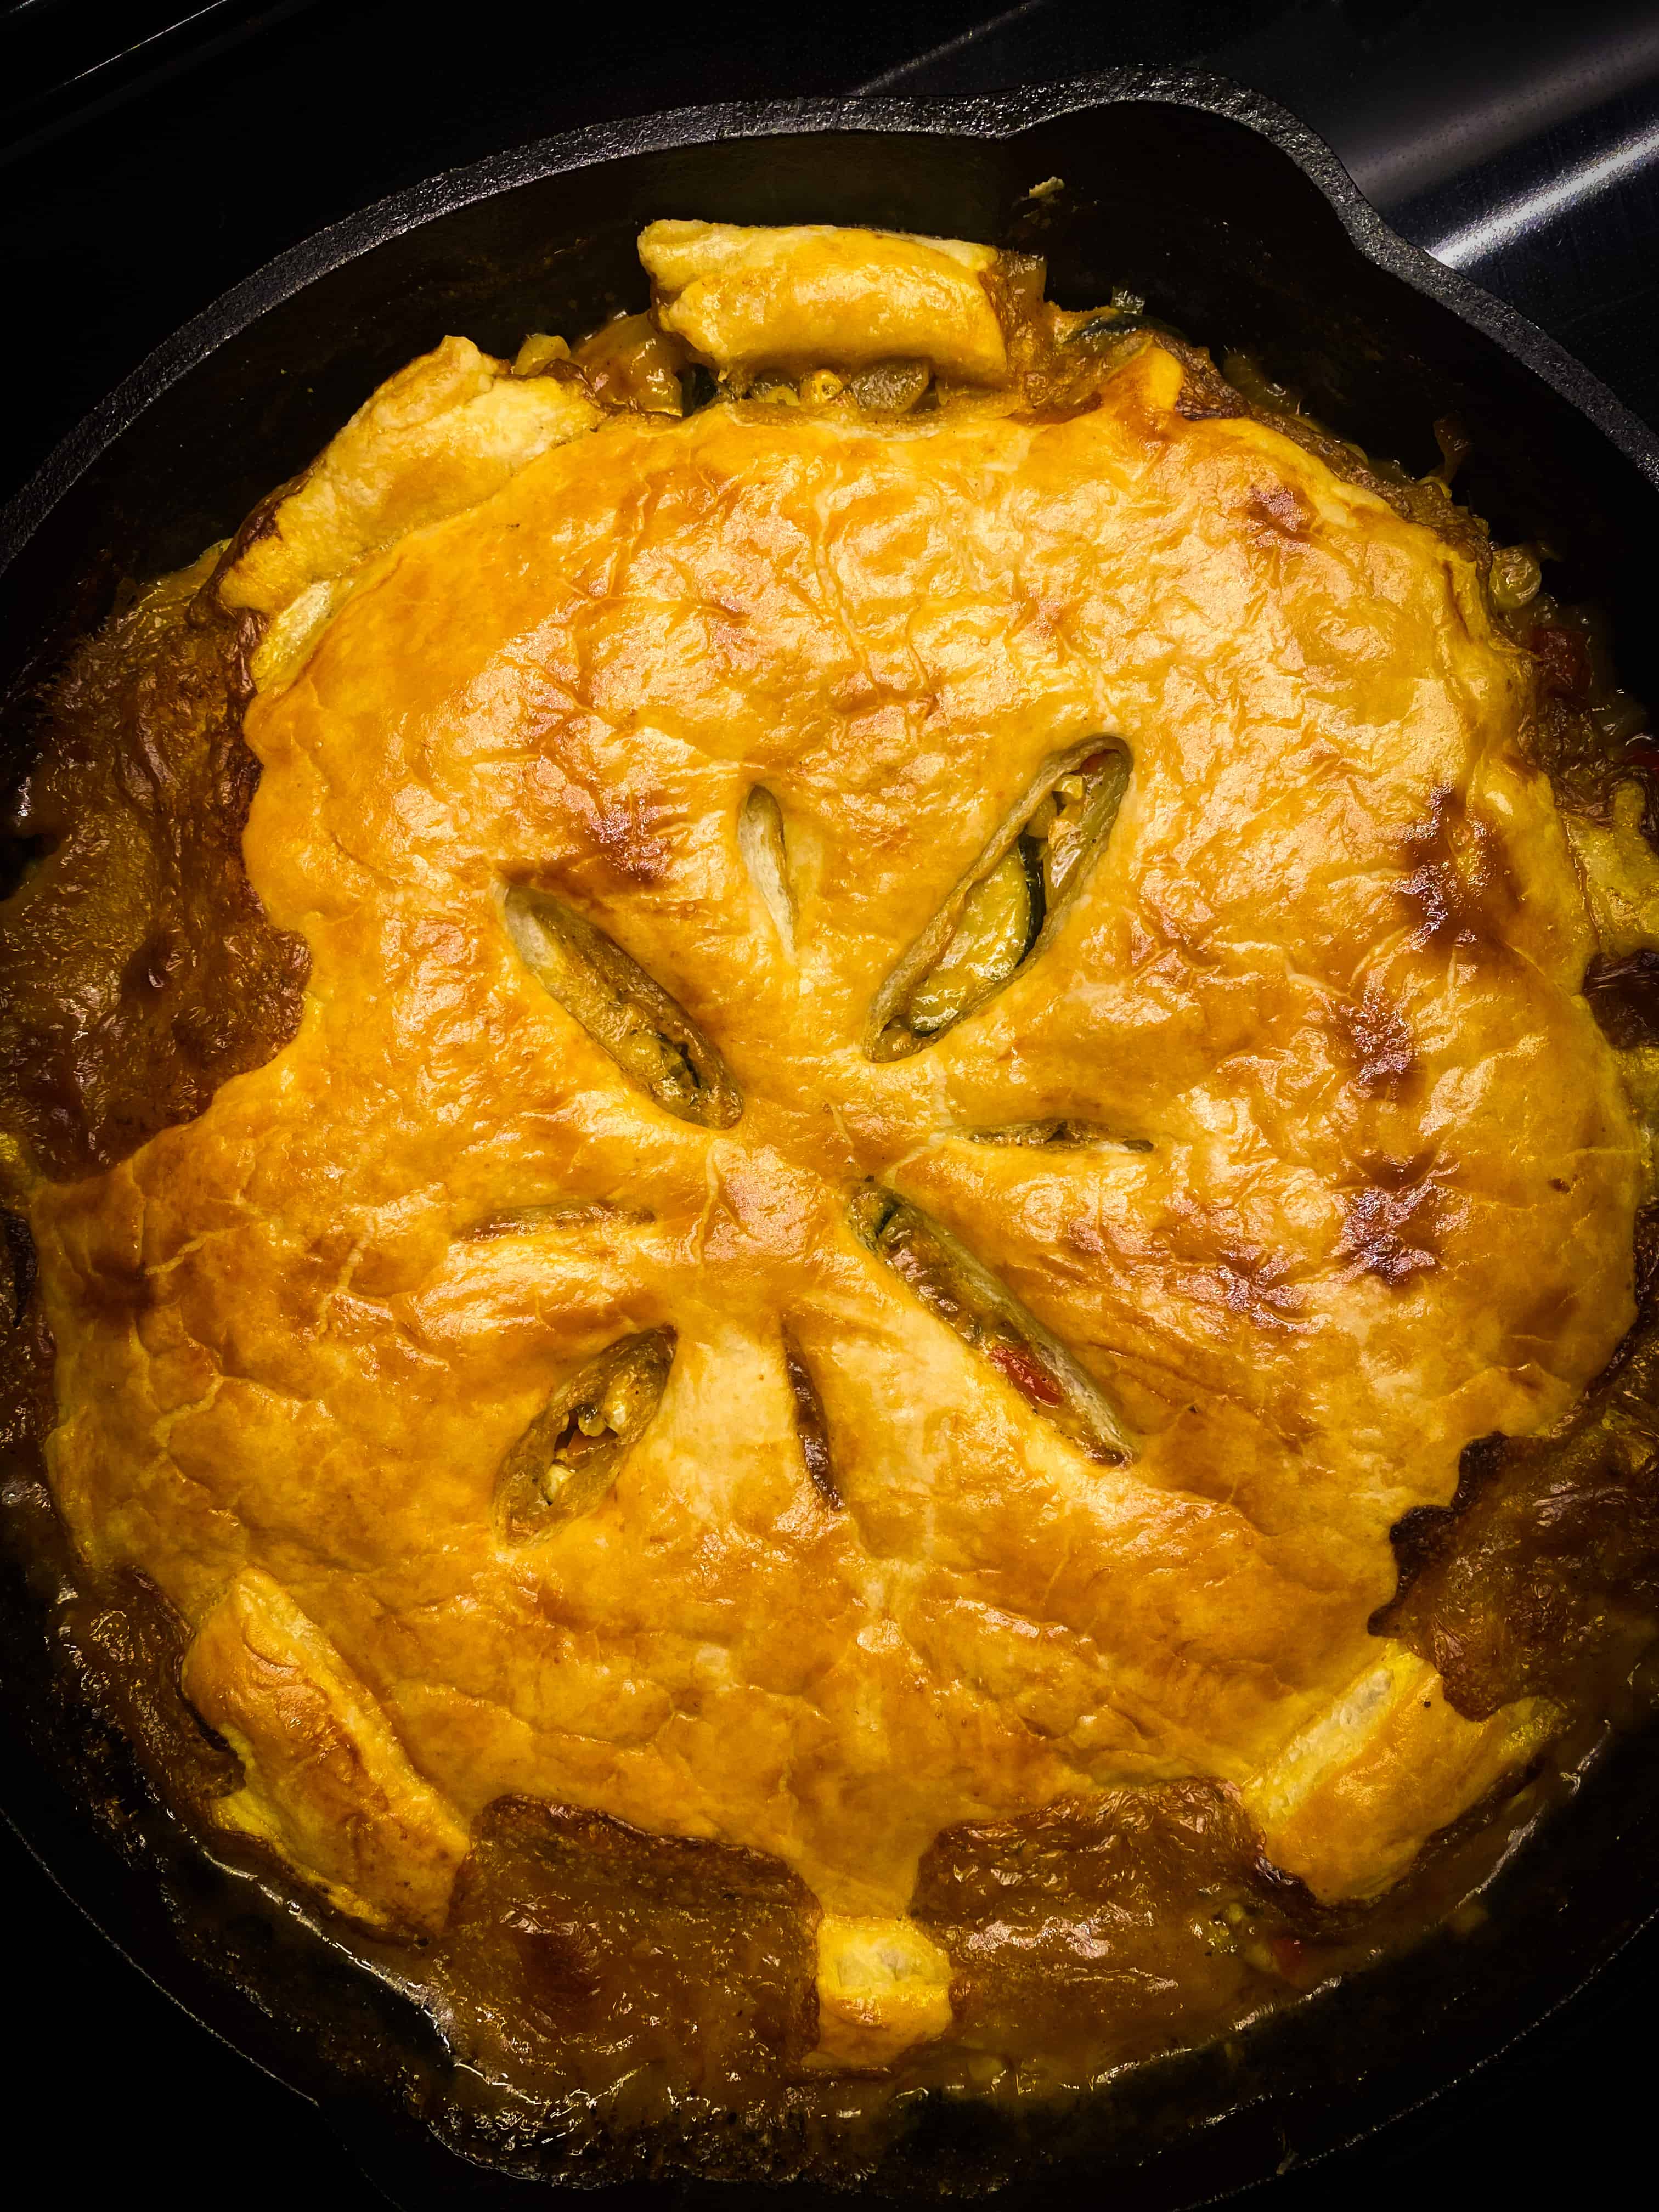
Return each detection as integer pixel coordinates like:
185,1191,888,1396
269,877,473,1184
3,67,1658,2209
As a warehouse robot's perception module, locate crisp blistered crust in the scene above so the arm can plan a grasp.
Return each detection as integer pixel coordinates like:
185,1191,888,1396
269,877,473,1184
19,225,1644,2054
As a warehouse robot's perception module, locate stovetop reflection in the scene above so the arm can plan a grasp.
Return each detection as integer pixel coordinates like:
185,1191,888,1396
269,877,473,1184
868,0,1659,427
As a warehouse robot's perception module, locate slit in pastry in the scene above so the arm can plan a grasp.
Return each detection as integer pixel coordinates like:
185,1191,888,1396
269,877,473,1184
500,884,742,1128
462,1199,653,1238
963,1119,1153,1153
867,742,1130,1060
782,1330,839,1509
496,1329,676,1542
738,786,797,954
850,1183,1135,1463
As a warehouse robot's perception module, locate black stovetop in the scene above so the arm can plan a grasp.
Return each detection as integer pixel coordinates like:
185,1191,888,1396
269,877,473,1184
3,5,1656,2207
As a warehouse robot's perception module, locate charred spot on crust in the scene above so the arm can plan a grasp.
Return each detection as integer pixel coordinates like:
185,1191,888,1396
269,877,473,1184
496,1330,675,1542
1329,984,1418,1097
850,1183,1134,1462
1396,786,1515,958
0,578,309,1179
1245,482,1314,540
1209,1245,1308,1331
1335,1154,1447,1288
571,789,673,886
1086,1204,1307,1340
1583,949,1659,1051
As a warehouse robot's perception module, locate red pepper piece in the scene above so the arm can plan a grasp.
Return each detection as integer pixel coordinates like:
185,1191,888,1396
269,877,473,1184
987,1341,1063,1405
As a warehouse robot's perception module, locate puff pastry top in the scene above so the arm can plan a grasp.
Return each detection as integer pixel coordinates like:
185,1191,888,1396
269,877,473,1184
22,228,1639,2012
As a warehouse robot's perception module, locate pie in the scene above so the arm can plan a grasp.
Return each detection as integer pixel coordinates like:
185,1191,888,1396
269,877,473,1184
3,217,1656,2165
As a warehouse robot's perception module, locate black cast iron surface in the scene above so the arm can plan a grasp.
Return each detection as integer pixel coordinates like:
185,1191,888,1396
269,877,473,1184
8,1,1659,509
3,58,1658,2212
872,0,1659,419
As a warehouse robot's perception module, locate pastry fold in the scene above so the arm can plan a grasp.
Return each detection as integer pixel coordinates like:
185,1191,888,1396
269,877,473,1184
218,335,599,685
182,1569,470,1932
639,218,1008,382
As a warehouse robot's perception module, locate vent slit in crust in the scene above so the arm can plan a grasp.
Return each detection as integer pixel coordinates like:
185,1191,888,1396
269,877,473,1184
500,884,742,1127
464,1200,654,1238
782,1331,839,1507
867,742,1130,1060
964,1120,1153,1153
737,786,796,953
495,1329,676,1542
849,1183,1135,1463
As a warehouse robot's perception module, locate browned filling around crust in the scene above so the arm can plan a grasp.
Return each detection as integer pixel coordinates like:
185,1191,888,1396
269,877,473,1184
0,555,307,1180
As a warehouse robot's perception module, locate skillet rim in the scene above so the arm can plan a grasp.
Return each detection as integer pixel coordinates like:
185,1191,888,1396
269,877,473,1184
3,63,1658,574
2,61,1658,2206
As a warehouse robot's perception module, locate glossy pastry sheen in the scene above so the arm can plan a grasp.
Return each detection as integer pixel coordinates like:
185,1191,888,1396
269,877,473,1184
21,223,1641,2057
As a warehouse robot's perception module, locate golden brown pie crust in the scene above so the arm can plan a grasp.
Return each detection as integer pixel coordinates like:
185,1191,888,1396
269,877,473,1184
2,222,1655,2108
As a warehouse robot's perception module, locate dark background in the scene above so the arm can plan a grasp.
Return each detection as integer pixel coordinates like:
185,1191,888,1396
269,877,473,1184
3,3,1656,2203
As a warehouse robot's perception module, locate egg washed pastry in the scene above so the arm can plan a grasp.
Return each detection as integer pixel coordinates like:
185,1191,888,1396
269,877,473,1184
4,218,1659,2125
